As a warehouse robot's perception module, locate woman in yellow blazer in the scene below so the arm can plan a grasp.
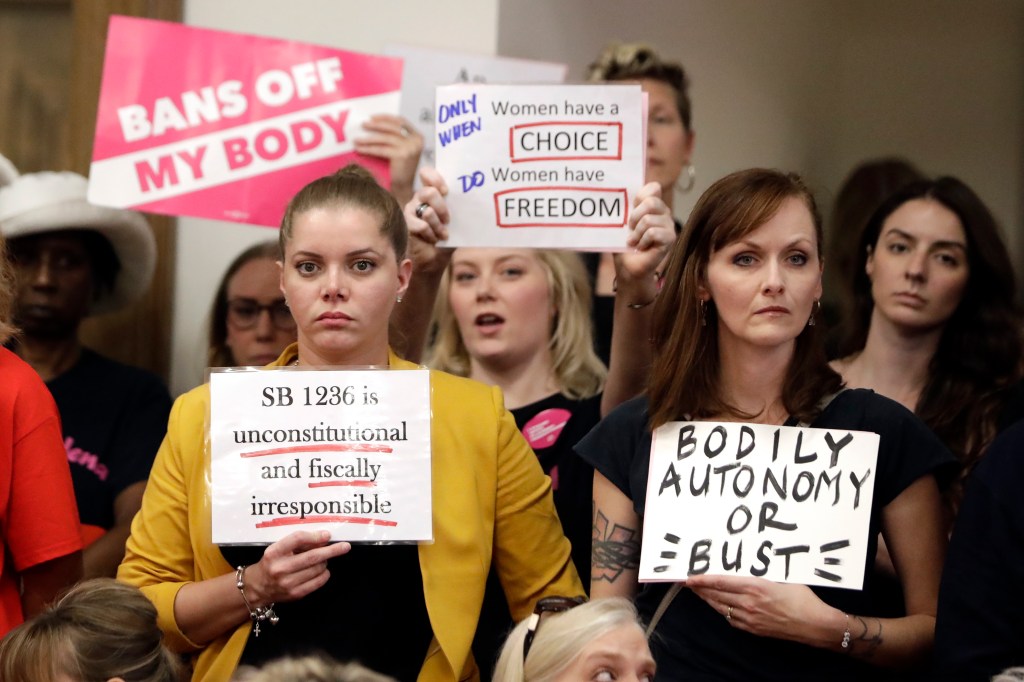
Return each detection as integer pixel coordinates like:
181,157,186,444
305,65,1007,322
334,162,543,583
118,166,583,682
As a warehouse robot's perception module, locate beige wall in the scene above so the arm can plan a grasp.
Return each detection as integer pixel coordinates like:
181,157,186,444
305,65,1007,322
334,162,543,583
497,0,1024,288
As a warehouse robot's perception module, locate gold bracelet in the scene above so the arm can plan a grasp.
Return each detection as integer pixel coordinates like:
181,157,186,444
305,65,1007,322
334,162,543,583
235,565,279,637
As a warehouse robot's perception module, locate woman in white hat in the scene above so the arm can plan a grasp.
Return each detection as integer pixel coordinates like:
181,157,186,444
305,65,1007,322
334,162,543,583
0,155,172,579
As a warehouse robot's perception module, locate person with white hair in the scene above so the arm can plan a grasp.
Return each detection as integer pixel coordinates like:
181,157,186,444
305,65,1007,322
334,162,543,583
492,597,655,682
0,154,172,579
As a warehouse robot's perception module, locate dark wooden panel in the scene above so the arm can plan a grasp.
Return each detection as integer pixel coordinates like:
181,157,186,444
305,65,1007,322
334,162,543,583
69,0,182,382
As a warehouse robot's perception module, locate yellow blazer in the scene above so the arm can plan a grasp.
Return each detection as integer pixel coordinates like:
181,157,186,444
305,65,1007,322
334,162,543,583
119,345,583,681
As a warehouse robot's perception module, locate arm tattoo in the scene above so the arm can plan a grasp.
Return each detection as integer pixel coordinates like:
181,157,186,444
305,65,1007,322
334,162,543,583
591,504,640,583
853,615,883,659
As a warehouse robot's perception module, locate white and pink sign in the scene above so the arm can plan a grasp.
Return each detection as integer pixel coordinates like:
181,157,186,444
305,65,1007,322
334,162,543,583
434,84,645,250
87,16,403,227
209,367,433,544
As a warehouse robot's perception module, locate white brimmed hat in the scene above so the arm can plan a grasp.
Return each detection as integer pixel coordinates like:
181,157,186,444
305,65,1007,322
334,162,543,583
0,154,156,315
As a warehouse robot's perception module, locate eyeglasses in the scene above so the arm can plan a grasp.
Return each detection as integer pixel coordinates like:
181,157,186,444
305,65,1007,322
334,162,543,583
226,299,296,331
522,595,587,663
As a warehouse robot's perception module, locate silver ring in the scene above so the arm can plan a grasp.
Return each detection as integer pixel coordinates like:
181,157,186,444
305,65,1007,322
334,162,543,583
726,606,733,621
400,125,411,138
415,202,430,219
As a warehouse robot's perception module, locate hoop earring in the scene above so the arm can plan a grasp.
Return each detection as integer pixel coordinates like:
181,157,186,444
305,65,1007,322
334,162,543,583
676,164,696,193
699,299,707,327
808,299,821,327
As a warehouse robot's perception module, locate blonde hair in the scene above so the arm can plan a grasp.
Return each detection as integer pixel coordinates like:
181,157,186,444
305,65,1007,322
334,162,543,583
493,598,645,682
428,249,606,400
0,234,16,343
587,42,692,131
234,655,396,682
0,578,183,682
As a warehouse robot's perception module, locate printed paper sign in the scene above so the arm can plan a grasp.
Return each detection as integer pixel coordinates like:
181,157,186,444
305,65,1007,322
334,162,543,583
384,44,567,167
88,16,402,227
209,368,431,544
435,84,645,250
640,422,879,589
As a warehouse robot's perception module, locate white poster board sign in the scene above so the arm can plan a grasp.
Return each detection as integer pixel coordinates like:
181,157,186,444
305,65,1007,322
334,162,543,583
384,44,567,167
209,368,431,544
640,422,879,589
435,83,645,250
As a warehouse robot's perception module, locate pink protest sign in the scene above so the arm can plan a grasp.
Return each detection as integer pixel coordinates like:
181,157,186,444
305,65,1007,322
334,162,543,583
87,16,403,227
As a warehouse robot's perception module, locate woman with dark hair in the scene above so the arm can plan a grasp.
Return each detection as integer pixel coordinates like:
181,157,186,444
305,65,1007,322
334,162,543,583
823,157,925,332
832,176,1024,507
208,240,296,368
578,168,953,680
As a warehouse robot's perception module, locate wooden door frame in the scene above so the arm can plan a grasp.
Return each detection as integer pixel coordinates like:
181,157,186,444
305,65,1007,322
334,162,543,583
67,0,182,381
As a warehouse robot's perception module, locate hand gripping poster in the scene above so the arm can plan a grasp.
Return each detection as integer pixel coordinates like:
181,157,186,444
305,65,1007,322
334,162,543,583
88,16,402,227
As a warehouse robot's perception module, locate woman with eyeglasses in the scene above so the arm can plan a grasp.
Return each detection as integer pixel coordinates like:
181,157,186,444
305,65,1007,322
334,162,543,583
119,165,583,682
492,597,654,682
578,169,954,680
208,241,297,368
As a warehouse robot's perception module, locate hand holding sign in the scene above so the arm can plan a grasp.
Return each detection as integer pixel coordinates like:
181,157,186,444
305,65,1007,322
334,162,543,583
404,167,453,276
614,181,676,296
355,114,424,205
687,574,842,644
244,530,352,605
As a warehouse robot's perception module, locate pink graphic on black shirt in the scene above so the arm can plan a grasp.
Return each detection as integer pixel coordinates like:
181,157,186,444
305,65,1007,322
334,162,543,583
65,437,109,481
522,408,572,450
522,408,571,492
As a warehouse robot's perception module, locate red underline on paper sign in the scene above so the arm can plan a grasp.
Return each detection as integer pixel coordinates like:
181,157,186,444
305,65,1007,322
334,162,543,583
240,444,393,458
308,480,376,488
255,516,398,528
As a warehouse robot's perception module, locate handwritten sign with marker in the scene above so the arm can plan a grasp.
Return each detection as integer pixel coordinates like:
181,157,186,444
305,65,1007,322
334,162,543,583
209,368,431,544
88,16,402,227
384,44,567,167
639,421,879,589
435,84,645,250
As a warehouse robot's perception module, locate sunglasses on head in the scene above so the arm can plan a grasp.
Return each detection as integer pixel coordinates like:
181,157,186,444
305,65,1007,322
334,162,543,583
522,595,587,663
